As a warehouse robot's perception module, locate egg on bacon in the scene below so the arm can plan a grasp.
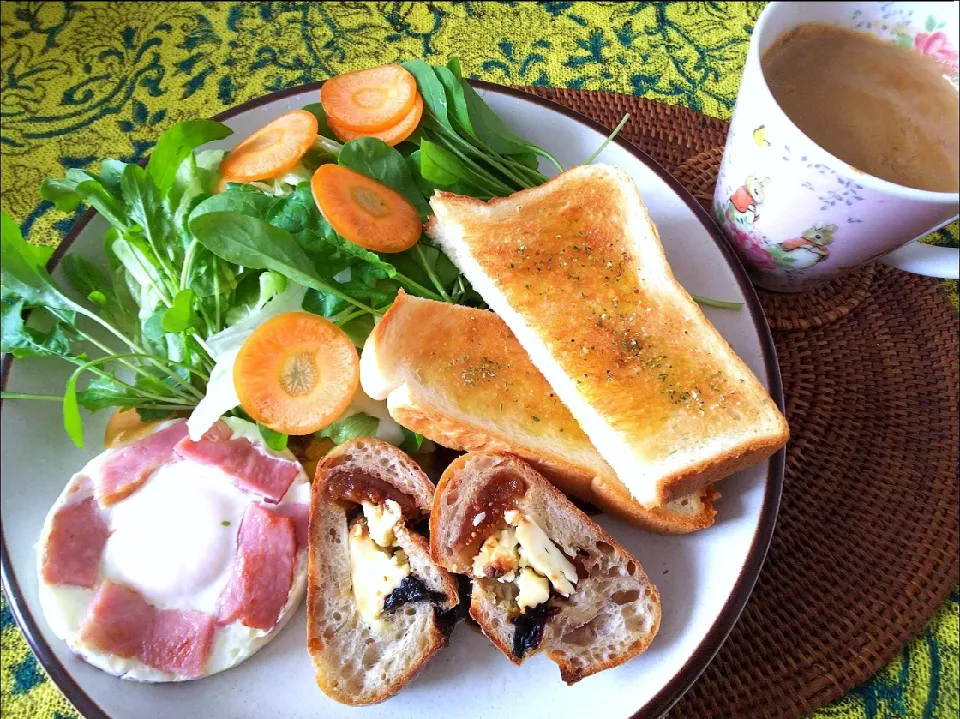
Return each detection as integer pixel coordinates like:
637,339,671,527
36,416,310,681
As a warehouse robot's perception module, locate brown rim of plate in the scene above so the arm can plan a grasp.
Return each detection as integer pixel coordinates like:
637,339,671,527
0,80,786,719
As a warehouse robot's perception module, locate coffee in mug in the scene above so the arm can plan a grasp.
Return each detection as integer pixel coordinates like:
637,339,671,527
763,23,959,193
713,1,959,293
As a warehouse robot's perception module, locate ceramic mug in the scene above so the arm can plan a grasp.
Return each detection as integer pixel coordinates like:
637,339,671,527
714,1,960,292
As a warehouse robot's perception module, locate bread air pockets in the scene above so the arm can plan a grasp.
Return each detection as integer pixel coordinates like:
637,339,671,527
308,438,460,705
430,452,661,684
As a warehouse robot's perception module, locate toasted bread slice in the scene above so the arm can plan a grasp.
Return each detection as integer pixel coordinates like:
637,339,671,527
431,452,660,684
361,290,717,533
308,439,459,705
427,164,788,507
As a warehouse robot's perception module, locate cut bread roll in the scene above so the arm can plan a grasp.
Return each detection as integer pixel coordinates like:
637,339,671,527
430,452,661,684
361,290,717,533
308,438,460,705
427,164,789,508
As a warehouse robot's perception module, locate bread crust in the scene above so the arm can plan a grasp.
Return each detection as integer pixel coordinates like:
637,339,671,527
427,165,789,507
308,438,459,705
431,452,661,683
363,291,718,533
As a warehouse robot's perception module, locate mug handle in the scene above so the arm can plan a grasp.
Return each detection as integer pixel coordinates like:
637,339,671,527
882,242,960,279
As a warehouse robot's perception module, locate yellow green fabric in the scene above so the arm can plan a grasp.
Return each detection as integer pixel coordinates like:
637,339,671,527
0,2,956,717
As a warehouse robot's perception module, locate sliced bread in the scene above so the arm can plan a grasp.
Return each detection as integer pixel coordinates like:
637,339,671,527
426,164,788,507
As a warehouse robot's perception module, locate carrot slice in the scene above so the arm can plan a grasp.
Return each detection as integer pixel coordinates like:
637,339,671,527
219,110,318,182
234,312,359,436
104,409,160,447
328,94,423,147
321,64,418,132
311,164,422,253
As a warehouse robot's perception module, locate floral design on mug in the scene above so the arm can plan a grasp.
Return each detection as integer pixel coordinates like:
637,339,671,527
717,175,785,272
854,7,959,79
913,29,959,70
716,173,841,275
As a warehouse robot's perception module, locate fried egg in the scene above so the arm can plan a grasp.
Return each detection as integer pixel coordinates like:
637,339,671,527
36,417,309,682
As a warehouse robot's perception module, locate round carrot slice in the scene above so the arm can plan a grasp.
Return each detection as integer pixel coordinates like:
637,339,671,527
311,164,422,253
233,312,359,436
328,93,423,147
219,110,318,182
321,64,418,132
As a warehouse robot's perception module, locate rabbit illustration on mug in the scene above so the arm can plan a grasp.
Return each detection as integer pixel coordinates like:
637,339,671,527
775,222,838,271
727,175,770,230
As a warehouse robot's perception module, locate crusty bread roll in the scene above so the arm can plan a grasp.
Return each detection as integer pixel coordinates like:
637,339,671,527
308,439,459,705
427,164,789,507
361,290,718,533
430,452,660,684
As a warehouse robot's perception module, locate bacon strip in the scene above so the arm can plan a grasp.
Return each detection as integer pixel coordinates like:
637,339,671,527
78,581,215,678
175,422,300,503
142,608,216,677
216,504,296,630
41,497,109,588
95,421,189,505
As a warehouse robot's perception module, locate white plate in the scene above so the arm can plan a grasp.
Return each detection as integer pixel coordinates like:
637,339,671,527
0,82,784,719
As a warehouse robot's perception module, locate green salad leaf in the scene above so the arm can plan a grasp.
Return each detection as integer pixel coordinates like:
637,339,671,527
147,119,233,193
317,412,380,445
399,427,425,454
258,423,289,451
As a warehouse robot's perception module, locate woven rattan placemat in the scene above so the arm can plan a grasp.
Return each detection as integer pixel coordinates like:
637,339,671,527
524,87,960,719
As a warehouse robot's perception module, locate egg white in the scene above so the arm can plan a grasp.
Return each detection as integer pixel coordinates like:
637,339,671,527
36,418,310,682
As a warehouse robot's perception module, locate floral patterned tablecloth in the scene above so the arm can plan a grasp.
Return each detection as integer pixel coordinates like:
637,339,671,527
1,3,957,718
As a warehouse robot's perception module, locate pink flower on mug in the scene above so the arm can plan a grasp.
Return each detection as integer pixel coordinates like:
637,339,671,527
735,237,777,271
914,31,959,69
720,211,777,271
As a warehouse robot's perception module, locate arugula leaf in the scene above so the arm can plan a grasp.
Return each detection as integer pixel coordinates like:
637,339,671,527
121,163,179,269
406,150,488,200
338,138,431,218
258,423,289,451
399,427,424,454
98,159,129,191
167,149,227,232
147,119,233,193
401,59,453,131
188,211,378,315
110,229,169,309
267,184,403,283
1,213,82,317
41,170,130,229
137,407,176,421
1,212,51,267
162,289,202,333
0,296,77,359
302,278,396,318
190,185,277,221
189,211,315,277
75,375,141,412
317,412,380,445
338,313,377,347
62,255,110,306
63,367,84,447
458,79,561,169
418,140,503,196
434,64,476,139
